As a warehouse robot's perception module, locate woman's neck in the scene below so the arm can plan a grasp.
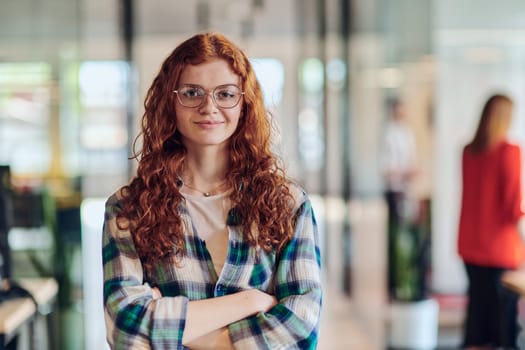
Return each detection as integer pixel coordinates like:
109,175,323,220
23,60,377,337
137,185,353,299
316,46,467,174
182,147,229,189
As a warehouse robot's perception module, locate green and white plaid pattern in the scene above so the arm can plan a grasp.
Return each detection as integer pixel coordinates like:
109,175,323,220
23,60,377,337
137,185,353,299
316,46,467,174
103,185,322,349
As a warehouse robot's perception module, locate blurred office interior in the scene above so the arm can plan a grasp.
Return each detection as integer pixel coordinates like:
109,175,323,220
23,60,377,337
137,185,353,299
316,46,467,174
1,0,525,349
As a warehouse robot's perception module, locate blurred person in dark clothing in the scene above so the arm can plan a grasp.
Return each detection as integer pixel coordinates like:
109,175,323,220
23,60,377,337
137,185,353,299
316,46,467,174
380,98,418,299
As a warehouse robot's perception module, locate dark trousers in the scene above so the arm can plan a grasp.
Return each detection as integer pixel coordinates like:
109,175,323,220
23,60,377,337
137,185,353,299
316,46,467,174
463,263,520,349
385,190,404,299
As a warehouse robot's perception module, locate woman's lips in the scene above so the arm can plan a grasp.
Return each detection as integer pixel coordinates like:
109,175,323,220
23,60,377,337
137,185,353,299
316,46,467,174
194,120,223,129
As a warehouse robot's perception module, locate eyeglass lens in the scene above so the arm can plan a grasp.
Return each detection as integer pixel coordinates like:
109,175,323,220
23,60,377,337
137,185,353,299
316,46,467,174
175,84,243,108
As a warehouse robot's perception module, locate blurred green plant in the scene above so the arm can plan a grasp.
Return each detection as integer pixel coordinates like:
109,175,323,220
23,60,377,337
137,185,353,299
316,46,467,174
392,199,431,302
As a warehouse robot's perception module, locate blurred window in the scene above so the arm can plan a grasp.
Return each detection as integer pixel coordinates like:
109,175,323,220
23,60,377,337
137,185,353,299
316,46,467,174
0,63,52,175
251,58,285,107
298,58,325,171
78,61,129,175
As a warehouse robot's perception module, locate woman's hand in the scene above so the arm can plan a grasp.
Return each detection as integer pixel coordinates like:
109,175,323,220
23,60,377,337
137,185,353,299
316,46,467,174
249,289,278,313
150,285,277,312
151,286,162,299
145,285,278,345
181,289,277,344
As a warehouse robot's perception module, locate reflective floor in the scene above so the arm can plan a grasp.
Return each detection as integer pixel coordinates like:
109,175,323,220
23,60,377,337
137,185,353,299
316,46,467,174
313,195,464,350
318,283,377,349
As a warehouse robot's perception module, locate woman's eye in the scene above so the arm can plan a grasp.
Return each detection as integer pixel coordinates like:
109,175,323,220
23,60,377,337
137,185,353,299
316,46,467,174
183,88,203,98
216,90,235,100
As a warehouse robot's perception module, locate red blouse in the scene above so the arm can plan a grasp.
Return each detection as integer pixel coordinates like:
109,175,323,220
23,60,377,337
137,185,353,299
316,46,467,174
458,141,525,268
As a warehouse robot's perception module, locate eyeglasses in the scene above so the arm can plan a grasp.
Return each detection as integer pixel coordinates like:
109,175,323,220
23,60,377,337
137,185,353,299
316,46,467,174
173,84,244,109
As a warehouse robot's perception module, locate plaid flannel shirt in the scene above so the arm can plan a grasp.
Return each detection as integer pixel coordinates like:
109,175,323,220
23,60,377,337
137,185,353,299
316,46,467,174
103,184,322,349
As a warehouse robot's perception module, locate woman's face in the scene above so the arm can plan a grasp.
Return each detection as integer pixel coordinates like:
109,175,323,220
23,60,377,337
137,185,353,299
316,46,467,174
174,59,243,151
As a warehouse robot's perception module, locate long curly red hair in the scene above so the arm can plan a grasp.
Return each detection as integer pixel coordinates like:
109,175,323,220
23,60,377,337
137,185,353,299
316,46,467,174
116,32,295,269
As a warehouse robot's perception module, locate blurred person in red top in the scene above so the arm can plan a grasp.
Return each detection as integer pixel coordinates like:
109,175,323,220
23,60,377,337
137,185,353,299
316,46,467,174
458,94,524,350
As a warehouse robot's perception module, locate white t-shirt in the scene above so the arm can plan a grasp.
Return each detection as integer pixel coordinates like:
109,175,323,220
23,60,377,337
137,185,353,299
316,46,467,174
381,119,417,192
182,189,231,277
182,190,236,348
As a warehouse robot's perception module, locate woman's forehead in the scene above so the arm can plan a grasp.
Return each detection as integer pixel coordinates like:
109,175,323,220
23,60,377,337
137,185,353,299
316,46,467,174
178,59,240,87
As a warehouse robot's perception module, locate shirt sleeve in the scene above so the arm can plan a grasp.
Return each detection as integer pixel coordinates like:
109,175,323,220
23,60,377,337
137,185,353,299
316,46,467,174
500,144,524,224
228,199,323,349
102,194,189,350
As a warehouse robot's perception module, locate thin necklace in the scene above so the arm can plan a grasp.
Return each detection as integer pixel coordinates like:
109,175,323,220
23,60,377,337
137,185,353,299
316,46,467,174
177,177,226,197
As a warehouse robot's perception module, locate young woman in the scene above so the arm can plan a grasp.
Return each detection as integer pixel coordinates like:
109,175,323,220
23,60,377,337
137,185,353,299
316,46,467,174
102,32,322,349
457,94,524,350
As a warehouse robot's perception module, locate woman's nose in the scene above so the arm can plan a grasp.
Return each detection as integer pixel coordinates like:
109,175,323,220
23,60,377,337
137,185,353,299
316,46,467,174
198,92,218,111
